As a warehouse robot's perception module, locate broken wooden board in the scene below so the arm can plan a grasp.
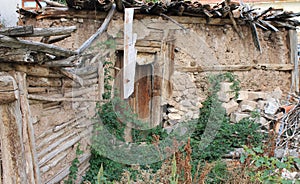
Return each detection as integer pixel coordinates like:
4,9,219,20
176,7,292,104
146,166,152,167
123,8,137,99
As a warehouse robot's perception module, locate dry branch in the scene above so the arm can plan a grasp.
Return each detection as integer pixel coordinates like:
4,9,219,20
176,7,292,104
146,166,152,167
0,26,76,37
0,47,48,63
37,131,65,151
38,129,92,167
40,152,68,174
63,85,98,98
72,64,99,76
276,102,300,152
76,4,116,54
59,68,84,86
45,153,91,184
160,13,187,31
38,131,77,159
0,26,33,36
35,0,43,9
31,26,77,37
43,55,79,67
36,7,107,19
43,0,66,7
82,72,98,80
63,78,98,88
27,76,62,87
53,115,85,133
47,34,71,44
0,35,76,57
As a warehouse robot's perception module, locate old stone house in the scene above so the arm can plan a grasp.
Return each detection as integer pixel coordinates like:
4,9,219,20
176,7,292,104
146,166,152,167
0,0,299,183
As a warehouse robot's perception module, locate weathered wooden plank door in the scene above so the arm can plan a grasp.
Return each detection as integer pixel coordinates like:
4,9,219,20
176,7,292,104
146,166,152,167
115,52,153,125
129,64,152,124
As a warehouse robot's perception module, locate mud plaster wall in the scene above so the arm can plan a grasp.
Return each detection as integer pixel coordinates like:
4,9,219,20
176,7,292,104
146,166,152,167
107,15,292,124
13,12,293,183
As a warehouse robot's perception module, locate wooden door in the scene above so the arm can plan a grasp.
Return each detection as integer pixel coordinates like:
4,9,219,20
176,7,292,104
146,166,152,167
114,52,153,125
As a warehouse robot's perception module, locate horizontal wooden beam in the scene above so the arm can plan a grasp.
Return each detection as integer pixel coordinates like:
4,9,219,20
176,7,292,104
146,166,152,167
43,55,79,67
0,26,76,37
0,63,63,78
134,14,245,26
0,35,76,57
116,39,161,48
116,45,160,53
254,63,294,71
34,8,243,26
36,7,107,20
0,26,33,36
176,64,295,72
0,47,48,63
28,94,105,102
30,26,76,37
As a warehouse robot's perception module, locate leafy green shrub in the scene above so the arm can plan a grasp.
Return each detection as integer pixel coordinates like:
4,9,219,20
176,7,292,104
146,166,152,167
85,71,265,183
241,146,300,183
190,72,264,184
191,73,263,163
205,160,230,184
83,149,127,182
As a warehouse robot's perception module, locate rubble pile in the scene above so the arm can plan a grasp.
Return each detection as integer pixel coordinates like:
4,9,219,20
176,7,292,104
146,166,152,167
219,82,300,156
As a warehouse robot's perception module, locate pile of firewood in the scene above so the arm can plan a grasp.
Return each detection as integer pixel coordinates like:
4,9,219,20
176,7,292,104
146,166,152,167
276,100,300,153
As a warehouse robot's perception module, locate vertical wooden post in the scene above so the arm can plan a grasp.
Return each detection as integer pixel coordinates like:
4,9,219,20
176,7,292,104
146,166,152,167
288,29,299,94
16,72,41,184
0,72,28,184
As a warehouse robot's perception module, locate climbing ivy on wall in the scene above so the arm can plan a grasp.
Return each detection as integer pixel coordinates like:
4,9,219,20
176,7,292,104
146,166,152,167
190,72,264,173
